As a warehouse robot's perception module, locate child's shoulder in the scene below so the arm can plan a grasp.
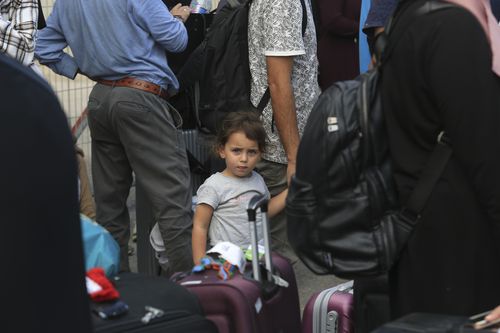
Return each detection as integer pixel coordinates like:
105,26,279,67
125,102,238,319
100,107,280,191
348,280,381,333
251,170,266,183
251,170,264,179
202,171,264,187
202,172,225,186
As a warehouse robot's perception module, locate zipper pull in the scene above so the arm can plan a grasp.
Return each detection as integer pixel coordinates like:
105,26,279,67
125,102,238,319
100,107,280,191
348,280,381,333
141,306,165,324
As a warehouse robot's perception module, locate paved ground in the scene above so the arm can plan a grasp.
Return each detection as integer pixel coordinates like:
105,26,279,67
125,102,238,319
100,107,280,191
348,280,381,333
293,259,346,313
126,186,346,314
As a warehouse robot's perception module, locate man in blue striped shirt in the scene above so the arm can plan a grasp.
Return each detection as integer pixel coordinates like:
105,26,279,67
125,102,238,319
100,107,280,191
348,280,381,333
36,0,193,275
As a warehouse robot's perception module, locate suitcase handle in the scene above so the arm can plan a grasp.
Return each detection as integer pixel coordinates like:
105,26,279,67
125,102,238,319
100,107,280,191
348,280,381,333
247,194,273,283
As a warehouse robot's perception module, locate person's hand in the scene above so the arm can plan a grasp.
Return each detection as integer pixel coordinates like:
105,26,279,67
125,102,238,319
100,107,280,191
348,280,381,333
485,305,500,322
170,3,191,23
286,160,296,185
74,68,88,79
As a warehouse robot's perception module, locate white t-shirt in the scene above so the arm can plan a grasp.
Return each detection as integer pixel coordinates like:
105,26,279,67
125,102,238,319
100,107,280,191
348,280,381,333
248,0,321,164
197,171,270,247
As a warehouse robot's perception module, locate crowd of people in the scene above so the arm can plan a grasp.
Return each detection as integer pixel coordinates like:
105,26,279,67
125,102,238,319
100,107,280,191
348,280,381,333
2,0,500,331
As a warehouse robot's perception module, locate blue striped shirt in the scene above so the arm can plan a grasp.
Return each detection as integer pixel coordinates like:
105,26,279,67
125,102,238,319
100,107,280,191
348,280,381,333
35,0,187,92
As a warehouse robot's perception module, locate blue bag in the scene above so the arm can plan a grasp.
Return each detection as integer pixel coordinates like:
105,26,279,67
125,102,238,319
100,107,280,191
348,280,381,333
80,214,120,277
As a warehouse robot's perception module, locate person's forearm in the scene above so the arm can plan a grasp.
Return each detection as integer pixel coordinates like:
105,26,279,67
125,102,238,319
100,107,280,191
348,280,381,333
192,225,208,265
269,189,288,218
133,1,188,53
152,11,188,53
35,7,78,79
270,82,300,163
266,56,300,164
37,51,78,79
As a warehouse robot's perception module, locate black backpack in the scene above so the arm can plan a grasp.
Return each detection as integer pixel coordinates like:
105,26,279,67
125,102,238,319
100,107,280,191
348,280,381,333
286,0,455,278
180,0,308,134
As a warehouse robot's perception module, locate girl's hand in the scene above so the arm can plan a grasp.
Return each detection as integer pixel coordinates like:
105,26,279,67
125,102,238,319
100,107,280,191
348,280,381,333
485,305,500,322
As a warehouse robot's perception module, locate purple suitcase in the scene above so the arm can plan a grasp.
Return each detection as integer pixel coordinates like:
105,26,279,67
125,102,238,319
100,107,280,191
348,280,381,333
175,194,302,333
302,280,355,333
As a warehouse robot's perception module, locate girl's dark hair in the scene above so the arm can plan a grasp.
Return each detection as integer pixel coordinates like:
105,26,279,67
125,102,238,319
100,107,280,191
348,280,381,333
215,110,267,153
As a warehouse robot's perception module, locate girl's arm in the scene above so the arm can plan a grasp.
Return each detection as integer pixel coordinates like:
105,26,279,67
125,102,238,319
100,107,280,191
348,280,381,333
192,203,214,265
268,189,288,218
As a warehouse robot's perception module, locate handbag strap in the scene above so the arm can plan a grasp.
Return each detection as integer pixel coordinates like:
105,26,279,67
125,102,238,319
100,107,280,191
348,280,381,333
401,132,452,222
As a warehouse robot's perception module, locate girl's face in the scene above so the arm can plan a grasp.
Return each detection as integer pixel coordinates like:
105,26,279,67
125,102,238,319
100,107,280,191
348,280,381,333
218,130,261,178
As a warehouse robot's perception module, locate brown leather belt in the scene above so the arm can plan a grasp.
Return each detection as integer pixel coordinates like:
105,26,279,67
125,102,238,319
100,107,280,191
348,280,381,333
95,77,170,100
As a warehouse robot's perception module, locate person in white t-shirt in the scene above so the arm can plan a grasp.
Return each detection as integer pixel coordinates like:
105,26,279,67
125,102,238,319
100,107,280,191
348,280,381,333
192,110,288,265
248,0,320,261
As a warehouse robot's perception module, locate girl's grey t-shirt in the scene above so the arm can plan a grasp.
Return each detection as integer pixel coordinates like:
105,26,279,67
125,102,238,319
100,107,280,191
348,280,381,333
196,171,270,248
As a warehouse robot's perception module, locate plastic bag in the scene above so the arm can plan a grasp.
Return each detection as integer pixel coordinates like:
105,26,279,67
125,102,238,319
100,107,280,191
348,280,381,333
80,214,120,277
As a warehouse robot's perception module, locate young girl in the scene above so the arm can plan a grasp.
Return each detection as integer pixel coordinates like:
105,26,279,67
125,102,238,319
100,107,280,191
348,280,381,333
192,111,288,265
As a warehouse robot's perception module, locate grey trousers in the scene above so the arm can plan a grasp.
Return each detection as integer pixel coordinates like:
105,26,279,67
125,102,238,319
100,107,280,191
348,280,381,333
87,84,193,273
256,159,298,263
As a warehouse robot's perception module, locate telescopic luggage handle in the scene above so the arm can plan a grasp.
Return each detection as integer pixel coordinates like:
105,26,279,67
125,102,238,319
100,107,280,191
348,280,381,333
247,194,273,283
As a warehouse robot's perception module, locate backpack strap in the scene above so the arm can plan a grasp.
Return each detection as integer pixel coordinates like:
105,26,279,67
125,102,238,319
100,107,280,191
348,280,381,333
300,0,307,37
37,0,46,29
309,0,321,39
401,132,452,222
257,88,270,112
